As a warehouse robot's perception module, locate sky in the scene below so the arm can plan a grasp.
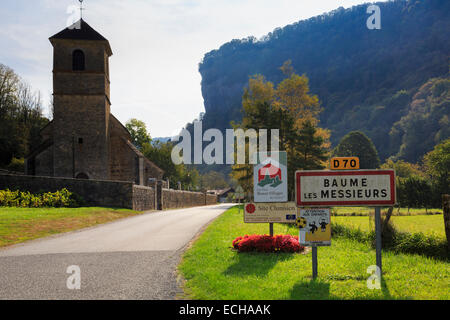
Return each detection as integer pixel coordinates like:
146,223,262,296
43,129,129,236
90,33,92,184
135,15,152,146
0,0,386,138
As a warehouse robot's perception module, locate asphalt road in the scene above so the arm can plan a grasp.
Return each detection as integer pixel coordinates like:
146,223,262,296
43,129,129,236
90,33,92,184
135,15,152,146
0,203,233,300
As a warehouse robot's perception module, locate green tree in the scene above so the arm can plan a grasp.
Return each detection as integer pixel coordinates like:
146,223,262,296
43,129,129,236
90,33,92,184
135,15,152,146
294,120,328,170
380,159,425,179
125,118,151,149
423,138,450,206
333,131,381,169
0,64,48,168
231,69,329,198
200,171,229,190
142,140,199,190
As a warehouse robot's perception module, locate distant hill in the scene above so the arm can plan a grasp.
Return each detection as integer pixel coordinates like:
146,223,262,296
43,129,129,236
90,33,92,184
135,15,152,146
152,137,172,144
198,0,450,163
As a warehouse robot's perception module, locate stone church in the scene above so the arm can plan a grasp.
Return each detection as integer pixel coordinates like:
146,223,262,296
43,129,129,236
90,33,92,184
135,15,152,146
26,19,164,185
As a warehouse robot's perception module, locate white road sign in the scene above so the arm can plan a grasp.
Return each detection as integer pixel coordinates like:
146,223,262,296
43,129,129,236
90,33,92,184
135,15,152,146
295,170,396,207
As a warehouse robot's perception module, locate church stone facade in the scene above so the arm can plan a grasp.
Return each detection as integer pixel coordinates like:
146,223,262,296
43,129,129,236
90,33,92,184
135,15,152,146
26,19,163,185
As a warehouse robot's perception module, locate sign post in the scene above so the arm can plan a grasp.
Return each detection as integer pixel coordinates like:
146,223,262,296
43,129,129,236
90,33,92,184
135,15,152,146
253,151,288,235
375,207,382,274
312,246,318,279
296,207,331,279
295,168,396,279
253,152,288,203
235,186,245,214
244,202,297,223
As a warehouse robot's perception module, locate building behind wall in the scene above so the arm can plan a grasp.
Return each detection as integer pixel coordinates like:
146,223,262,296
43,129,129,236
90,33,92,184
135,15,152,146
25,19,163,185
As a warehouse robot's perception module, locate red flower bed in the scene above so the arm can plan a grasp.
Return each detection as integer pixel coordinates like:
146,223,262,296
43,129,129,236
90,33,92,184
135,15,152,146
232,234,304,253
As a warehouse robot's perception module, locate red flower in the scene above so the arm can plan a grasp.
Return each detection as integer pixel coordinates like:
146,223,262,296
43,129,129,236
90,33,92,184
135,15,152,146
232,234,305,253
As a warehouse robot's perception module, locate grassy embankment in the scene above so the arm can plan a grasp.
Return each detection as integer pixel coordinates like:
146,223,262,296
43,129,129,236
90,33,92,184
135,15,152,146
179,206,449,300
0,207,141,248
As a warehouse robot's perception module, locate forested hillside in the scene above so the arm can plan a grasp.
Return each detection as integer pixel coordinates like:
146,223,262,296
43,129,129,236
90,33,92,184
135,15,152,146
198,0,449,162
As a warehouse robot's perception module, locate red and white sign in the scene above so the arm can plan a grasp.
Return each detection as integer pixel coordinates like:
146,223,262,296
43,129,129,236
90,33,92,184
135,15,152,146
295,170,396,207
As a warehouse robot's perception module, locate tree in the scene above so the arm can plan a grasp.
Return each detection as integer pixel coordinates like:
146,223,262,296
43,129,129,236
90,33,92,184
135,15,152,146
0,64,47,168
231,69,330,198
125,118,151,149
199,171,229,190
275,73,321,128
142,140,199,190
423,138,450,207
333,131,380,169
380,159,425,179
294,120,328,170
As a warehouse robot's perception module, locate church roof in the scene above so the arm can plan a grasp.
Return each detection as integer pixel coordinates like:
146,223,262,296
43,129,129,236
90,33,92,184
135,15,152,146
49,19,112,55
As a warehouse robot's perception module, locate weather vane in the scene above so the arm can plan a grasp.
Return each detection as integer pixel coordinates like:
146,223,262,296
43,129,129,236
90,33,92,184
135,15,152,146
79,0,84,19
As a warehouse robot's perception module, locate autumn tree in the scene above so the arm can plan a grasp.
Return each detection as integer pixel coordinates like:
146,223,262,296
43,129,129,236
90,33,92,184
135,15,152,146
231,66,330,198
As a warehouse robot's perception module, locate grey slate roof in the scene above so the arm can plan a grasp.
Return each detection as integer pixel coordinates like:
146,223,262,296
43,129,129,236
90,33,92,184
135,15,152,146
50,19,107,41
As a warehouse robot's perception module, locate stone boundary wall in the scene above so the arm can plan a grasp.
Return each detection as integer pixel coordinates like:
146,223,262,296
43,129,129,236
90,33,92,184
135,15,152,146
0,173,133,208
132,185,156,211
162,189,218,209
0,173,217,211
206,193,217,205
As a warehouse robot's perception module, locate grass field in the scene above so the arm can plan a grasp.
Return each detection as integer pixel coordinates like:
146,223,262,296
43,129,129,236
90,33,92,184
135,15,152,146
332,215,446,238
179,206,449,300
332,207,443,216
0,207,141,248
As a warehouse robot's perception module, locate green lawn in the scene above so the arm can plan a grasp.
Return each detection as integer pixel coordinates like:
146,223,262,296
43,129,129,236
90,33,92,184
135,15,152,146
0,207,141,247
178,206,450,300
332,215,446,238
332,207,443,216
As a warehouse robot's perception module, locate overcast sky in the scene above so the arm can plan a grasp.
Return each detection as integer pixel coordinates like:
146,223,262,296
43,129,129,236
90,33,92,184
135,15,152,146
0,0,385,138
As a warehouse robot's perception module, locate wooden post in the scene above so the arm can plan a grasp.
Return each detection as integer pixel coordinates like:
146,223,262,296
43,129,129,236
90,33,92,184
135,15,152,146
443,195,450,249
269,223,273,236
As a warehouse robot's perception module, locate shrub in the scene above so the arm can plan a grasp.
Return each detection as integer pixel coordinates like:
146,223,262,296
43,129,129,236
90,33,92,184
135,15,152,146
232,234,305,253
0,188,83,208
331,222,448,261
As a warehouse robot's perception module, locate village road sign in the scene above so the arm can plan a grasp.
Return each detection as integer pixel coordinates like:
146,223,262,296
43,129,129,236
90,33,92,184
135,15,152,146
298,208,331,246
253,152,288,202
244,202,297,223
330,157,360,170
295,170,396,207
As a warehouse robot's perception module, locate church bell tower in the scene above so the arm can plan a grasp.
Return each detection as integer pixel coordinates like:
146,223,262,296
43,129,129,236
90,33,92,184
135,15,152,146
49,19,113,180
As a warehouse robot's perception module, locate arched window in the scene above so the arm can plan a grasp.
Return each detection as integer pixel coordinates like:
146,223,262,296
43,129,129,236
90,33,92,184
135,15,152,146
76,172,89,180
72,50,85,71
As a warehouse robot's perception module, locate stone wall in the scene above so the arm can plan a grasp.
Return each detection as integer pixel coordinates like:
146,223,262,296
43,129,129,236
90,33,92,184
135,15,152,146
0,173,217,211
206,194,218,205
162,189,217,209
0,173,133,208
132,185,156,211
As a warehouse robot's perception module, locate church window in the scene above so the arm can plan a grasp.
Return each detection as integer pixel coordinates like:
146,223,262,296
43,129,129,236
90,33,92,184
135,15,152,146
72,49,85,71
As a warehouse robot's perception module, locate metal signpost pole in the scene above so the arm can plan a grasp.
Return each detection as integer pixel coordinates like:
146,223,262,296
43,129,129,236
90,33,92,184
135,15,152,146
374,207,382,275
312,245,318,280
269,223,273,236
